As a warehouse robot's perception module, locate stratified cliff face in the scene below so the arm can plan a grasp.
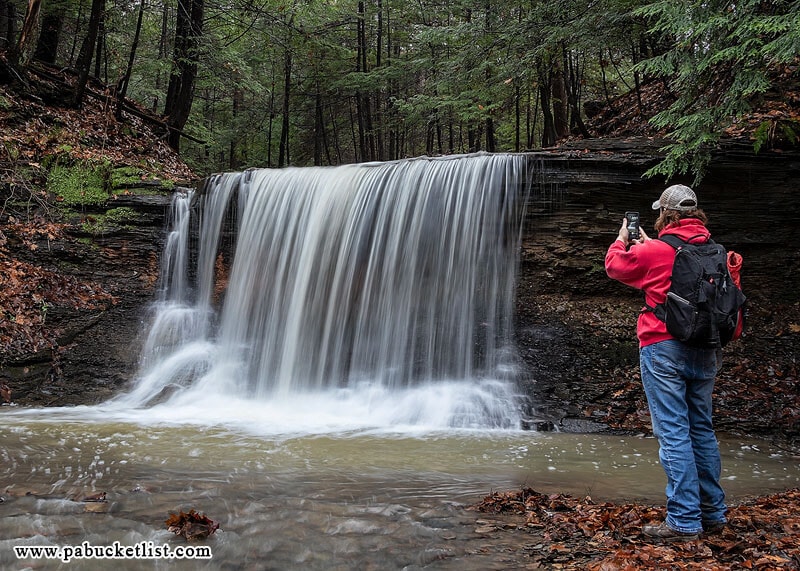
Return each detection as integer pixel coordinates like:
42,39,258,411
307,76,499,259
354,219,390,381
3,140,799,441
519,138,800,301
1,193,176,405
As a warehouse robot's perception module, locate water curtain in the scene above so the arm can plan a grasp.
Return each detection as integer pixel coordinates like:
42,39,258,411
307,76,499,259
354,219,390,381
122,154,531,428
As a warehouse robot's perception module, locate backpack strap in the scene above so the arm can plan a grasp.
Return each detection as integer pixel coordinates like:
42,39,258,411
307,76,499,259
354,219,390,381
642,234,709,319
659,234,685,250
659,233,711,249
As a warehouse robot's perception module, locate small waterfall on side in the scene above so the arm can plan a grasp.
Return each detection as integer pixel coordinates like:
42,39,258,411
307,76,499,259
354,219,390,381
116,153,531,431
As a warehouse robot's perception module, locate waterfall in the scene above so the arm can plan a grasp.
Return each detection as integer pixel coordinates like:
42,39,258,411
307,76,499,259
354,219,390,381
117,153,531,430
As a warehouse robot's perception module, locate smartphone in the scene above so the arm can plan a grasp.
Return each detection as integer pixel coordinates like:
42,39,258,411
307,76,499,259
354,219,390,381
625,211,640,241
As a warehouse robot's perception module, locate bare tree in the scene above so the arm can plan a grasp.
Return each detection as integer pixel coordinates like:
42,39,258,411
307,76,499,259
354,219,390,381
164,0,204,150
8,0,43,67
72,0,105,106
116,0,146,118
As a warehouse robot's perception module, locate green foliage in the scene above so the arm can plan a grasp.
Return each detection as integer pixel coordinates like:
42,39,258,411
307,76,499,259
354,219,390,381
110,166,145,189
754,118,800,153
47,161,110,205
635,0,800,182
2,140,20,161
80,207,143,235
36,0,793,173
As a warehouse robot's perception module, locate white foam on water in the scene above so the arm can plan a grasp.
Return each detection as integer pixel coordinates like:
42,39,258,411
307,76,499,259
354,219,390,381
8,377,523,438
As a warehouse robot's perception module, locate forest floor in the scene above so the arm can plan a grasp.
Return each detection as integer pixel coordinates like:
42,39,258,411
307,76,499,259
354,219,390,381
2,67,799,570
469,487,800,570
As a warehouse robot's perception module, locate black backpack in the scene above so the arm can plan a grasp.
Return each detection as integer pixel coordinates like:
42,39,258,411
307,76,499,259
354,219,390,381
647,234,746,348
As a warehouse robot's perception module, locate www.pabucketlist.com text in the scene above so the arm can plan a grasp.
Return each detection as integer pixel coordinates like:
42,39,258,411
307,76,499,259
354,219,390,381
14,540,212,563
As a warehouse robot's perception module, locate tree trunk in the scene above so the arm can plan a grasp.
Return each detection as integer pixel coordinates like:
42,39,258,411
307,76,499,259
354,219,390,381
229,87,242,169
355,1,374,161
72,0,105,107
566,51,590,138
164,0,204,151
528,86,539,149
33,9,63,64
552,51,569,140
539,68,556,148
278,47,291,167
330,104,342,164
0,0,16,51
115,0,146,119
9,0,42,67
152,2,169,112
483,0,495,152
93,12,105,80
514,82,521,152
267,68,275,167
314,89,330,166
68,0,84,66
374,0,384,160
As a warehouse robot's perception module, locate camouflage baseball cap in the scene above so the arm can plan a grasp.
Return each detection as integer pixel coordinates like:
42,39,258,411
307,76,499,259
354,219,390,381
652,184,698,211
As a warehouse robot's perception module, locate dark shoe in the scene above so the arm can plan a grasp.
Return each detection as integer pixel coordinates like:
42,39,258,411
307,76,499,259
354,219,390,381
642,522,699,542
702,520,727,535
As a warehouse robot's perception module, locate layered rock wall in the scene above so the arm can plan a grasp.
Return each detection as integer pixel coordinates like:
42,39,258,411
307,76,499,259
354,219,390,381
520,140,800,301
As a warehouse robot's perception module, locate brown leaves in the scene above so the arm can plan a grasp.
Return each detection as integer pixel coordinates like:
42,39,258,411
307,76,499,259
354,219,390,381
584,62,800,147
532,292,800,441
0,229,116,360
165,509,219,541
1,77,195,185
473,488,800,570
4,216,66,247
82,491,107,502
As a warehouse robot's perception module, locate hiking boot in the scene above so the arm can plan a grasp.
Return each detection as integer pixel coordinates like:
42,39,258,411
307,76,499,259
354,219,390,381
642,522,699,542
702,521,727,535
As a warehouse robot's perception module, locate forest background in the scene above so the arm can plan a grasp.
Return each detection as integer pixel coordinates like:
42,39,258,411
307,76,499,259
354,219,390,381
2,0,799,181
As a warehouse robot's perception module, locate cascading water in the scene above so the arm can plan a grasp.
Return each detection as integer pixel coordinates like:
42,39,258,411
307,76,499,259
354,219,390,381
115,153,531,431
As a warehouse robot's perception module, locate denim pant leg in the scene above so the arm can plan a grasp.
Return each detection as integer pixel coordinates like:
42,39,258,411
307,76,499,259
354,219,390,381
685,348,727,524
640,340,705,533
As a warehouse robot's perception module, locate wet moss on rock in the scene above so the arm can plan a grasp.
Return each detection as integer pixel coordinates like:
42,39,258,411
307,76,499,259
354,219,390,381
80,207,145,235
47,160,111,206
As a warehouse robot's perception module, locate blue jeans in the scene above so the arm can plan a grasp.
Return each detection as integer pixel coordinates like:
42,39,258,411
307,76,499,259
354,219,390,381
639,339,727,533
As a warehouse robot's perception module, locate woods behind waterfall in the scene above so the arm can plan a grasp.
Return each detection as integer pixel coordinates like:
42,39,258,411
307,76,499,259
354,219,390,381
1,1,798,178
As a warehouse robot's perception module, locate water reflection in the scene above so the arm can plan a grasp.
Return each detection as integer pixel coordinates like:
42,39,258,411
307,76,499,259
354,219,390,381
1,413,798,570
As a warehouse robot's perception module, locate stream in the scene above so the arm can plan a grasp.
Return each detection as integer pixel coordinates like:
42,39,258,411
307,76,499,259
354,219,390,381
2,406,798,570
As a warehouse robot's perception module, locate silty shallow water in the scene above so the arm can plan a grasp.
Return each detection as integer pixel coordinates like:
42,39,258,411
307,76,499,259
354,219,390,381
2,405,798,571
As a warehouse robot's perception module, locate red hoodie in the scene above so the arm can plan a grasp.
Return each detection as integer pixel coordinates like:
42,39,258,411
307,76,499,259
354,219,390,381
605,218,712,348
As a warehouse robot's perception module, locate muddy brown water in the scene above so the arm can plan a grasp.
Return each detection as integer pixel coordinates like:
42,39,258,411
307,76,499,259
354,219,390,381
2,411,798,570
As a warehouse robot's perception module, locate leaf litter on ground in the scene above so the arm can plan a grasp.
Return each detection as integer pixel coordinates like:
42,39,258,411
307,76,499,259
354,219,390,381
471,487,800,570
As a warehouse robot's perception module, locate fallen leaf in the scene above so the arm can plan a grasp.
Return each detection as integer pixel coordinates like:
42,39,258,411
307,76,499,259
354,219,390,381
166,509,219,541
83,491,107,502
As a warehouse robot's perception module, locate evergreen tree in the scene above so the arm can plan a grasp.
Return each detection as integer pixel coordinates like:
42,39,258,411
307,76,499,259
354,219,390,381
634,0,800,182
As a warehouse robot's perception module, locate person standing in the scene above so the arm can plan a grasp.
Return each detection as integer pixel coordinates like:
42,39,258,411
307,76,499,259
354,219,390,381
605,184,728,541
